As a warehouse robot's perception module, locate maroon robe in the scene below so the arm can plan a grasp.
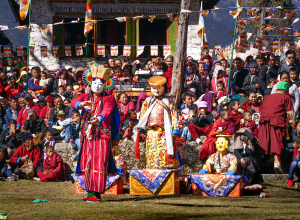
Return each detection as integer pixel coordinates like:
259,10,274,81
229,110,243,130
258,93,293,155
241,120,259,137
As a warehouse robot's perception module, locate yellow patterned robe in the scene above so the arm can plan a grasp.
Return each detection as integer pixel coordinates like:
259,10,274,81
203,152,238,174
140,96,180,169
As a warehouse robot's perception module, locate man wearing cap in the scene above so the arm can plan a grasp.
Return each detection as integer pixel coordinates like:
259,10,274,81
23,109,46,146
258,81,296,173
133,76,181,169
10,132,41,179
37,96,46,109
16,93,41,129
188,101,214,144
39,96,54,124
243,61,263,95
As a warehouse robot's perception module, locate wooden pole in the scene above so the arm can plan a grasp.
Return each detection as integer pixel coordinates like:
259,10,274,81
26,0,32,93
170,0,195,106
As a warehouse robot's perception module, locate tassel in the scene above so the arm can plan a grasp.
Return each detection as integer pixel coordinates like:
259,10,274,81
134,133,140,159
285,125,290,141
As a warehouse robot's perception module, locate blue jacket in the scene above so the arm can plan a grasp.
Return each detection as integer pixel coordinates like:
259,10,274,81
28,78,43,91
3,107,21,130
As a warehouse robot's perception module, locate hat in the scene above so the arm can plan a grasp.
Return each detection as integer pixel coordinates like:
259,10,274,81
22,132,33,143
24,93,33,99
18,97,25,103
239,97,249,107
148,76,167,86
188,88,196,95
27,109,36,116
280,54,286,63
248,61,258,68
38,96,45,102
197,101,208,108
57,109,66,116
46,96,54,103
277,81,290,92
213,60,221,66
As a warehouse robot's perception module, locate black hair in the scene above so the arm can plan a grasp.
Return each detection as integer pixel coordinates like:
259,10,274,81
181,92,192,102
255,55,265,61
44,129,53,136
289,68,297,73
114,66,122,71
46,145,54,152
246,55,254,63
127,109,136,117
267,78,276,84
31,66,41,72
202,56,211,61
41,72,47,76
228,100,239,110
71,109,80,115
267,53,276,60
242,111,251,118
7,75,16,81
118,92,128,100
58,85,65,90
234,57,242,62
202,48,208,53
165,55,174,61
220,58,228,63
248,92,256,97
220,109,229,117
8,119,17,125
217,81,224,87
285,49,296,57
0,147,3,153
54,95,62,100
9,97,18,102
280,71,289,79
294,135,300,144
189,106,197,113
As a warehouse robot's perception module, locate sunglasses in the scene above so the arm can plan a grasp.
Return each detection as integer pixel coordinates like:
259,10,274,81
287,56,295,59
124,79,130,83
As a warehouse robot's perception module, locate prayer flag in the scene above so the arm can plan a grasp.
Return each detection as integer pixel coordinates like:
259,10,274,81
65,45,72,57
0,26,9,31
137,46,144,57
246,8,259,17
265,8,275,18
29,46,34,55
199,10,209,18
84,0,93,37
110,46,118,57
247,32,253,40
229,8,242,19
75,44,83,56
265,25,277,31
272,39,279,47
261,24,266,35
284,9,297,19
41,46,47,57
133,15,144,21
150,45,158,56
116,17,127,23
40,25,49,34
166,14,173,22
163,45,171,56
148,15,156,23
292,18,300,26
198,2,207,50
97,45,105,56
53,46,59,57
279,27,291,35
181,9,192,14
123,46,131,57
262,35,270,45
3,46,11,57
20,0,30,20
15,25,27,30
16,46,24,57
288,39,295,48
209,49,213,56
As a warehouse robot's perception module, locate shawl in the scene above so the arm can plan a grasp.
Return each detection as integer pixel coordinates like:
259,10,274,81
229,110,243,126
213,66,224,79
136,93,148,112
219,119,235,135
163,67,173,93
201,93,213,112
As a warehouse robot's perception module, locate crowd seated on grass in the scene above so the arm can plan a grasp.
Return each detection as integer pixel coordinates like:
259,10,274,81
1,49,300,187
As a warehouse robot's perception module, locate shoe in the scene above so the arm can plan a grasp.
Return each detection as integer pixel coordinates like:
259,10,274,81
32,177,40,181
82,196,101,202
274,161,283,174
7,176,16,181
287,179,294,187
70,140,77,148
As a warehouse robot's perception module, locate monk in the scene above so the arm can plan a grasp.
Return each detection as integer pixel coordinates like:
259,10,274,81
258,81,296,173
229,100,243,131
199,109,235,159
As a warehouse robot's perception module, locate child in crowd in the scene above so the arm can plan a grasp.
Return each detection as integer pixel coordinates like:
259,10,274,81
229,100,243,131
252,113,260,128
289,68,300,87
113,66,124,85
66,109,81,149
37,130,55,166
58,85,66,97
180,92,195,120
5,76,23,99
66,85,73,91
37,145,65,182
264,78,276,97
0,147,14,179
52,109,71,142
122,109,139,141
241,111,258,137
287,136,300,187
64,99,71,107
40,72,51,87
28,66,46,97
216,81,226,99
181,108,196,141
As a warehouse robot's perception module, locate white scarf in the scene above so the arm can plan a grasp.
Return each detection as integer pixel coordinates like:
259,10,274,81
133,97,174,155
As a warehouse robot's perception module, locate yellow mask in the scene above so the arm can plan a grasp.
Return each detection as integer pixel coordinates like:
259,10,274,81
216,137,228,152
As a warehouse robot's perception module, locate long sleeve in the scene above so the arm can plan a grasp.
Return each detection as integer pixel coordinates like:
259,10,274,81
291,84,300,113
32,147,41,168
39,106,47,119
234,149,243,160
23,119,30,131
228,154,238,173
10,146,22,164
0,130,8,150
28,78,43,91
258,65,268,92
98,95,116,121
49,155,63,175
139,98,149,120
202,154,214,174
17,108,24,127
208,119,221,137
243,75,256,93
3,109,10,130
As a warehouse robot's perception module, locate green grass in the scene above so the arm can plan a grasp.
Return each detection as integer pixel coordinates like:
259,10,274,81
1,180,300,220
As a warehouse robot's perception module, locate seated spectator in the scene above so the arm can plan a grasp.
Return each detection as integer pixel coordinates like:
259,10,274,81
2,57,14,74
4,97,21,130
28,66,47,97
22,109,46,146
37,130,55,165
215,81,227,99
201,92,219,120
39,96,54,124
188,101,214,144
37,96,46,109
241,111,258,137
65,109,81,148
243,61,262,95
0,119,22,159
53,68,72,92
199,109,235,159
198,62,210,93
17,93,41,129
37,145,65,182
117,92,135,123
234,131,263,184
122,109,139,141
48,96,70,128
181,107,196,141
112,66,124,85
183,61,202,96
228,100,243,131
264,78,276,97
5,75,23,99
40,72,51,87
57,85,66,99
51,109,72,142
18,97,25,107
211,65,228,96
10,132,41,179
180,92,196,120
0,147,14,179
289,68,300,87
287,136,300,187
199,49,213,63
243,92,262,114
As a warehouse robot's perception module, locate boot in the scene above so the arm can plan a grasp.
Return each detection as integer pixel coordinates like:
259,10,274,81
273,155,283,174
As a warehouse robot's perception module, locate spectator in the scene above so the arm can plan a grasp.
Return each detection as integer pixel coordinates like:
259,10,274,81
3,97,21,130
264,78,276,97
279,50,299,73
48,96,70,128
287,136,300,187
243,61,262,95
0,147,14,179
117,92,135,123
211,66,228,95
163,55,174,93
28,66,47,97
53,68,72,92
230,58,249,95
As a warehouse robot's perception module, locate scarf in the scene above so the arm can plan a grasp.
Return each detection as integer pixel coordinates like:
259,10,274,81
136,93,148,112
201,93,213,112
229,110,243,126
219,119,235,135
133,97,173,159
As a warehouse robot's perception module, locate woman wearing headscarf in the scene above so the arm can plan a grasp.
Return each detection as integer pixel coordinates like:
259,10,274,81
136,93,148,119
210,66,228,95
201,92,219,120
183,61,202,97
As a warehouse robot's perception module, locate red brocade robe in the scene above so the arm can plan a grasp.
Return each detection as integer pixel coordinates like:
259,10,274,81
71,93,116,193
258,93,293,156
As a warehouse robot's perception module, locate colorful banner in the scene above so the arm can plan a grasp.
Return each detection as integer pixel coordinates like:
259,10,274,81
166,14,173,22
97,45,105,56
75,44,83,56
3,46,11,57
40,25,49,34
29,46,35,55
151,45,158,56
199,10,209,18
209,49,213,56
137,46,145,57
110,46,118,57
41,46,47,57
284,9,297,19
163,45,171,56
53,46,59,57
148,15,156,23
116,17,126,23
16,46,24,57
123,45,131,57
65,45,72,57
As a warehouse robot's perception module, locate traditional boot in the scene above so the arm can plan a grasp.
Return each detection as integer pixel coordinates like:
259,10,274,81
273,155,283,174
82,191,101,202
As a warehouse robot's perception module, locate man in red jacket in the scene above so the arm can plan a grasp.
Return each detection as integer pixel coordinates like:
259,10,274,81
17,93,41,129
10,132,41,179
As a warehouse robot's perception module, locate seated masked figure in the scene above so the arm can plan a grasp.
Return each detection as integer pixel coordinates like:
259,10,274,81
199,135,238,175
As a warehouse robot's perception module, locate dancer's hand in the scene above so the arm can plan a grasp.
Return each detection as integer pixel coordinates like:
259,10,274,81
80,101,92,110
88,117,100,125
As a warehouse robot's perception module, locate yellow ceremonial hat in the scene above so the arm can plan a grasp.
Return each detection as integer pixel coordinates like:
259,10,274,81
216,135,232,139
148,76,167,86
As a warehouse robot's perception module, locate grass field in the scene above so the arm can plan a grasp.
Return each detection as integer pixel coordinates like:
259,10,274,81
1,180,300,220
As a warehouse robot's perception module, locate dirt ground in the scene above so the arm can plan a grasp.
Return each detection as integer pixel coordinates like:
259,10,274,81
1,180,300,220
